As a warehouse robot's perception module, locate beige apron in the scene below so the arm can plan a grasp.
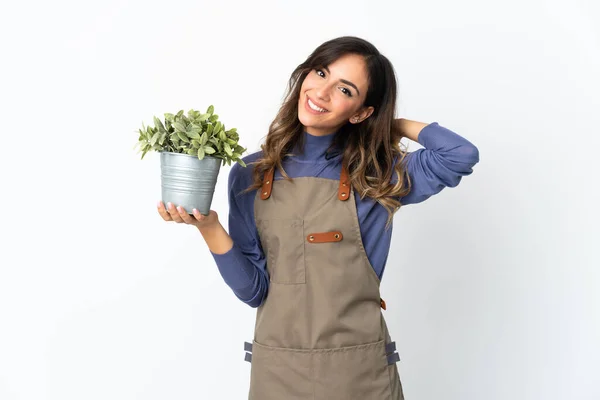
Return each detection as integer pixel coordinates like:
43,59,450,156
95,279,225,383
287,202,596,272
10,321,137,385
244,163,404,400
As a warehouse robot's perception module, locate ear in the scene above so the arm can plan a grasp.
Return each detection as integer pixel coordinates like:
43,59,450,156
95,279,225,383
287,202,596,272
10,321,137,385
349,106,375,124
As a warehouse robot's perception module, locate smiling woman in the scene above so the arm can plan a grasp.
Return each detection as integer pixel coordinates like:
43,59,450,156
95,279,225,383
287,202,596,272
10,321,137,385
245,36,441,228
161,35,480,400
299,53,374,136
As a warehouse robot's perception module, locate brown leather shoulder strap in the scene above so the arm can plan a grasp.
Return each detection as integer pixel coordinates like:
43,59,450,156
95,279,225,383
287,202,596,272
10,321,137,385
262,164,348,200
260,167,275,200
338,164,350,201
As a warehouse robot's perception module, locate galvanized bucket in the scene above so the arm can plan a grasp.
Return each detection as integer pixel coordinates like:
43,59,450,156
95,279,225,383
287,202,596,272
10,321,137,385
160,151,222,216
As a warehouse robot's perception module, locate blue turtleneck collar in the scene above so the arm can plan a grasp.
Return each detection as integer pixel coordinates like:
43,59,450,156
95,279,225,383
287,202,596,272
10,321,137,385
291,130,342,162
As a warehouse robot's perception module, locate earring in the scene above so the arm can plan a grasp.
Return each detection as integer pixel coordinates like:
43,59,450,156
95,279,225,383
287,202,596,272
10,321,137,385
354,117,359,123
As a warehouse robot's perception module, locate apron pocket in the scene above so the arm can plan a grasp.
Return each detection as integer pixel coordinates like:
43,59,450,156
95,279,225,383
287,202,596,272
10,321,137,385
312,340,392,400
256,218,306,284
249,341,312,400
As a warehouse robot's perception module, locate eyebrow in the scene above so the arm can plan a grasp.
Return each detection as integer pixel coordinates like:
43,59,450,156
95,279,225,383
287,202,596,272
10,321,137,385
322,65,360,96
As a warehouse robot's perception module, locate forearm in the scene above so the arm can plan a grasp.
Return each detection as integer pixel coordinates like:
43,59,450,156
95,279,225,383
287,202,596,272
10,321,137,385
394,118,429,142
395,121,480,205
197,222,234,254
209,230,268,308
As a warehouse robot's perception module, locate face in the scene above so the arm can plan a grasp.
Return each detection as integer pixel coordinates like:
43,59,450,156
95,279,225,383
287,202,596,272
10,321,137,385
298,53,374,136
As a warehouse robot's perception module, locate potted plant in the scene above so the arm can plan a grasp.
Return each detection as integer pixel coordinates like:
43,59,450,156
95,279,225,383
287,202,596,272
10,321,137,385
135,105,247,215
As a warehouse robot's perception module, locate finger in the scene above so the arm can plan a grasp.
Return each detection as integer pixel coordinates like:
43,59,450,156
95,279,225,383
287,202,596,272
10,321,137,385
191,208,205,222
157,201,172,221
166,202,184,223
176,206,195,224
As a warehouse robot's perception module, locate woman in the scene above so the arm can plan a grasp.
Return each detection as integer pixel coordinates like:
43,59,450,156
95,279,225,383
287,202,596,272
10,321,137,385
158,36,479,399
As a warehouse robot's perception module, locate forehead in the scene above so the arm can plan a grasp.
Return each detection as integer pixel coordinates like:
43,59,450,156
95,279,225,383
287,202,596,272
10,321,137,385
325,53,369,92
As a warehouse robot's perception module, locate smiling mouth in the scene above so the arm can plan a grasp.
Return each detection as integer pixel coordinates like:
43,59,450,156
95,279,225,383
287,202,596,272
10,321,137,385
306,96,329,113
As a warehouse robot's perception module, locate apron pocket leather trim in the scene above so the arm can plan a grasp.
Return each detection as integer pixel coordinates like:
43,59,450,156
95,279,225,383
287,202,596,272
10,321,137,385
306,231,343,243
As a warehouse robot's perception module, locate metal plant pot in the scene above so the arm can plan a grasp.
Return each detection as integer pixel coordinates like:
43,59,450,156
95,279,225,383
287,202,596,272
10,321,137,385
160,151,221,216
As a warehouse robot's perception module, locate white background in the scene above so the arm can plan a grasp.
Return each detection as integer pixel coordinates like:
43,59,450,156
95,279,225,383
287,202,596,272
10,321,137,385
1,0,598,399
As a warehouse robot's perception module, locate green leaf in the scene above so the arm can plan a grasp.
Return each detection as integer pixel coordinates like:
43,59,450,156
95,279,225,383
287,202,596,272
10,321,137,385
226,138,236,145
200,132,208,146
189,124,202,133
187,148,196,155
199,113,209,122
218,130,226,141
204,146,216,154
209,114,219,123
206,124,214,135
197,147,205,160
153,116,166,132
207,105,214,115
236,159,247,167
191,139,201,148
150,132,160,146
173,121,186,132
224,142,232,156
214,121,222,132
176,110,184,119
164,113,175,122
176,132,190,143
159,132,167,145
187,130,201,140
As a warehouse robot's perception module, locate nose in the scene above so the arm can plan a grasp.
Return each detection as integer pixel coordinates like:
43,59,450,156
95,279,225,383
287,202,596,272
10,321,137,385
315,80,334,102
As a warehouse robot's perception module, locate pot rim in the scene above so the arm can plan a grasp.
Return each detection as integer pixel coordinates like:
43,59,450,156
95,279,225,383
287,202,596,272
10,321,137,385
159,150,220,159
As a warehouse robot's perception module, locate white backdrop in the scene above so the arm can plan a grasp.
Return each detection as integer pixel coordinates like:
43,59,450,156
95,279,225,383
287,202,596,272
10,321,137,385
1,1,598,399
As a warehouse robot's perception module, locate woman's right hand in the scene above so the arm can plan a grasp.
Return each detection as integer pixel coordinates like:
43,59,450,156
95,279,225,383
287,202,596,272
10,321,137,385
157,201,219,230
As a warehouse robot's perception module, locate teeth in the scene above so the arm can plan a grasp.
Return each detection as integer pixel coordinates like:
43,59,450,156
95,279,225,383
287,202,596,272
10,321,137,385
308,98,327,112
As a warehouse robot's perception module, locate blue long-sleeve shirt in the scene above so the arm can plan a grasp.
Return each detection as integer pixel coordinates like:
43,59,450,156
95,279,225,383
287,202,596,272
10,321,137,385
211,122,479,307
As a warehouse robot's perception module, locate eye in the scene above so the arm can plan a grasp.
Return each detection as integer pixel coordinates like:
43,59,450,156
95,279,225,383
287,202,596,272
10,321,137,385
340,87,352,97
314,68,353,97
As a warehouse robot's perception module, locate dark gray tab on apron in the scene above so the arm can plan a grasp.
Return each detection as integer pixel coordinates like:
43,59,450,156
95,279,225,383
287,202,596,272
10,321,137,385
387,352,400,365
244,341,253,352
244,352,252,363
385,341,396,354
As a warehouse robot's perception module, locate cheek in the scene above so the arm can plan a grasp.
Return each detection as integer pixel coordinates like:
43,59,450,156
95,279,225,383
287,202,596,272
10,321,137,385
301,75,318,91
332,99,356,117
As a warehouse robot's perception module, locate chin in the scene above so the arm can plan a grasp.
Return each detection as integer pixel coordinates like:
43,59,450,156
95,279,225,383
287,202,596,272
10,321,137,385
297,112,313,128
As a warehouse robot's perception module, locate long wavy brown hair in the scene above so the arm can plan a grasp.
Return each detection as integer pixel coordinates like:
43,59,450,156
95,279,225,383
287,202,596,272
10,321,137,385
242,36,412,228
